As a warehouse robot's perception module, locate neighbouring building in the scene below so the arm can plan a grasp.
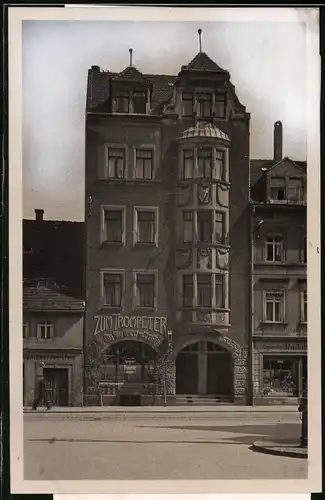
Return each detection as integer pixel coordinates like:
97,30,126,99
250,121,307,405
84,34,251,405
23,210,85,407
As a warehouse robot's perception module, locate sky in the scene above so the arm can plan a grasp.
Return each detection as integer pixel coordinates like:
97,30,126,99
22,19,307,221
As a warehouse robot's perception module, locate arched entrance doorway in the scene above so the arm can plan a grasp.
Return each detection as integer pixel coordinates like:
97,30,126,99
101,340,157,387
176,340,233,398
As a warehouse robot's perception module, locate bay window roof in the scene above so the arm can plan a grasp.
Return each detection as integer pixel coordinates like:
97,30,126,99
178,121,230,142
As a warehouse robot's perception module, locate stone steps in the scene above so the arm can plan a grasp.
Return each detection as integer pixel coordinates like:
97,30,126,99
175,395,233,405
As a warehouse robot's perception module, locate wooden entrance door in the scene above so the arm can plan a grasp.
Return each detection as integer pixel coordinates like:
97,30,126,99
176,353,198,394
43,368,69,406
206,352,233,396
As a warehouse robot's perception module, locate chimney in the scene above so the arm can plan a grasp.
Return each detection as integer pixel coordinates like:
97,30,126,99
273,120,283,162
35,209,44,222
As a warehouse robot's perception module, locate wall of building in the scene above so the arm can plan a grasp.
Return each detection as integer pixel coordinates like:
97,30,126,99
23,313,84,406
252,205,307,404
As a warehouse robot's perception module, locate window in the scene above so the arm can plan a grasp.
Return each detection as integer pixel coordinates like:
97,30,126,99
135,149,153,180
287,178,303,202
301,290,307,323
196,93,212,118
215,150,224,180
23,322,29,339
37,321,53,340
197,274,212,307
107,148,126,179
136,210,157,244
103,273,123,307
302,236,307,263
270,177,286,201
197,148,212,179
182,275,193,307
265,236,283,262
197,210,212,242
182,149,194,179
262,357,299,396
215,274,224,308
116,91,129,113
104,209,123,243
182,92,193,116
135,273,156,308
264,291,285,323
133,91,147,114
215,94,226,119
215,212,224,244
182,211,193,243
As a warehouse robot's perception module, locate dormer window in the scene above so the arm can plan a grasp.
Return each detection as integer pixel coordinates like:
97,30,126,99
215,94,226,119
287,177,303,202
182,92,194,117
116,91,129,113
133,91,147,114
196,93,212,118
270,177,286,201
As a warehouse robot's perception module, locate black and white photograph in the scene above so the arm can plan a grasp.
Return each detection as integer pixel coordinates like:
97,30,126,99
9,6,321,495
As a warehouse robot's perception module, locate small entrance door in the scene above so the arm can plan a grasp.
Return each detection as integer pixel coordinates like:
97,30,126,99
176,353,198,394
43,368,69,406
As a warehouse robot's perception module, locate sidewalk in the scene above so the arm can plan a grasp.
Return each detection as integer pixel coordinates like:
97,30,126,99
24,405,298,413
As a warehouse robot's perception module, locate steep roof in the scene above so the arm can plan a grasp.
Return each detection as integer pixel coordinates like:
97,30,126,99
182,52,227,73
23,218,84,297
250,157,307,187
23,280,85,312
112,65,150,83
87,68,177,111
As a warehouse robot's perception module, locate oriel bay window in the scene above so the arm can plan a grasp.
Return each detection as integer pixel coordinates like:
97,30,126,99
135,273,156,308
104,209,124,243
107,148,126,179
265,236,283,262
215,274,225,308
197,273,212,307
182,149,194,179
135,209,157,244
103,273,123,307
197,210,212,242
215,212,224,244
135,149,153,180
215,150,225,180
264,290,285,323
182,211,193,243
182,275,193,307
197,148,213,179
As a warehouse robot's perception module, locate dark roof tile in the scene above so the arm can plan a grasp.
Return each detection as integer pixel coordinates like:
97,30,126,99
23,281,85,312
112,65,149,83
183,52,227,73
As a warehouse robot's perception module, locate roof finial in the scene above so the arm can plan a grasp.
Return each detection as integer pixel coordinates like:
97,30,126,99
198,29,202,53
129,48,133,67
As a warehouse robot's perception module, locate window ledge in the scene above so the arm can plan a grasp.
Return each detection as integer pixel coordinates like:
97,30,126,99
260,321,289,326
100,241,124,248
299,321,308,326
133,243,157,248
99,306,122,312
133,307,157,312
98,179,162,185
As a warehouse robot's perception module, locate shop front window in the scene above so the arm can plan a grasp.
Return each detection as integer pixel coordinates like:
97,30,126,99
100,341,157,386
262,356,299,396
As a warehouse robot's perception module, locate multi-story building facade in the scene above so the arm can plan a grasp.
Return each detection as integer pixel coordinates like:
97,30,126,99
250,122,307,405
23,210,85,407
85,42,251,405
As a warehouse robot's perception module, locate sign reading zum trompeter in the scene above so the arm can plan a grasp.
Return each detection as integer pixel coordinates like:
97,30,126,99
94,314,167,337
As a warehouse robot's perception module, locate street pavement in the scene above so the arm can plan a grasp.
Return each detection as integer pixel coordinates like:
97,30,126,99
24,410,307,481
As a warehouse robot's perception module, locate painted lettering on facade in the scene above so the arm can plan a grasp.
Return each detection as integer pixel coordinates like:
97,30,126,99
94,314,167,336
260,343,307,352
